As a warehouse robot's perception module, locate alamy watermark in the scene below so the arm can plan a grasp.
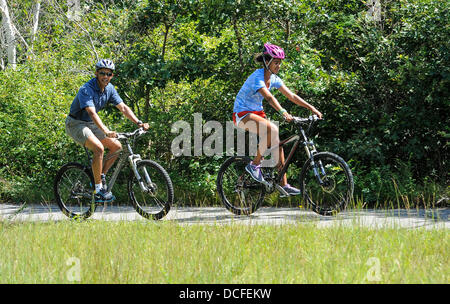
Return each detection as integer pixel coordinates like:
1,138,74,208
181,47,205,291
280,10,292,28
366,257,382,282
366,0,381,22
66,257,81,282
171,113,280,167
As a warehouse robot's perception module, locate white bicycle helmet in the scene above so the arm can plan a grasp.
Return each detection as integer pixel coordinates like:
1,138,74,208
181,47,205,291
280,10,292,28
95,59,115,71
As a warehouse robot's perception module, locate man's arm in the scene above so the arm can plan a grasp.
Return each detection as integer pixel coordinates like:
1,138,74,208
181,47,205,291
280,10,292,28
116,102,150,130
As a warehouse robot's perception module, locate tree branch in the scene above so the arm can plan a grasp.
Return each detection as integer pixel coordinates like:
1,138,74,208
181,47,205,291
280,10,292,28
47,0,99,61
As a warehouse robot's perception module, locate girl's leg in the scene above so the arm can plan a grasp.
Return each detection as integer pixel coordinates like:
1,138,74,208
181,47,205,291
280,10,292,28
279,146,287,187
238,114,280,165
238,115,292,188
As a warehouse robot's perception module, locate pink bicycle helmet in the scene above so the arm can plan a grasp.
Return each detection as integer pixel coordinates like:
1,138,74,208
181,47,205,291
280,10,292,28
263,43,285,59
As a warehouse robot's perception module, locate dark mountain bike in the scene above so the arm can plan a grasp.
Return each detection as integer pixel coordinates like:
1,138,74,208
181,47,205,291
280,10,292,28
54,128,173,220
217,115,354,216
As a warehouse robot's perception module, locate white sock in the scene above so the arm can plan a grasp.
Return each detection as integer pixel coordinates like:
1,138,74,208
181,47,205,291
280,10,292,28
95,183,102,193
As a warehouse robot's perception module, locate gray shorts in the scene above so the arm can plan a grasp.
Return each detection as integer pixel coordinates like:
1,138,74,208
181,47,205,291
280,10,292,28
65,116,106,146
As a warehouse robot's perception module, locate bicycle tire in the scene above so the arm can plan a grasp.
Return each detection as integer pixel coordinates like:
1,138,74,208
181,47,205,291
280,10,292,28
128,160,173,220
54,162,96,220
216,156,265,215
299,152,354,216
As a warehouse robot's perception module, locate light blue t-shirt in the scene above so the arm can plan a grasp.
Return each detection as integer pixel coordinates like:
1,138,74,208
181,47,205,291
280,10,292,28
233,69,284,113
69,78,123,122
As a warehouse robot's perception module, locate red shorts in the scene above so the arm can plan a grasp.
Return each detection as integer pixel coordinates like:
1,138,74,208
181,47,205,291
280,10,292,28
232,110,266,126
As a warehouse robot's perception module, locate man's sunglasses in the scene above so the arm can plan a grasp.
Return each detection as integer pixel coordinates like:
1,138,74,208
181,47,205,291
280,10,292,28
98,71,113,77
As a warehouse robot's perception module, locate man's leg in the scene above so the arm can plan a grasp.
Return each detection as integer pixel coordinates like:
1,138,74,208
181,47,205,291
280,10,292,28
84,135,104,186
100,137,122,175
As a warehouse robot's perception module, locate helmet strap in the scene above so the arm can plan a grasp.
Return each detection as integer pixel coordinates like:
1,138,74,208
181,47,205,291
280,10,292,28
263,57,276,74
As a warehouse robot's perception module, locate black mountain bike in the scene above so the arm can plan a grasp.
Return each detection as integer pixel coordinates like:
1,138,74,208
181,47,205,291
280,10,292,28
217,115,354,216
54,128,173,220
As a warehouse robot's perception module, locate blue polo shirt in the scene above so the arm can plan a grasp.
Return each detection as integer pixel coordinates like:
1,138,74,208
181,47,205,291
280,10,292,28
233,69,284,113
69,78,123,122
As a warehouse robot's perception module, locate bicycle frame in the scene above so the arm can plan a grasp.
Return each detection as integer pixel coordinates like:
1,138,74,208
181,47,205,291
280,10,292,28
82,129,152,194
261,117,323,189
218,115,353,216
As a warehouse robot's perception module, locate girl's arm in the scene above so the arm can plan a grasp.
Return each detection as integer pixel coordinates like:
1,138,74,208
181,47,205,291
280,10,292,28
258,87,293,121
279,85,323,118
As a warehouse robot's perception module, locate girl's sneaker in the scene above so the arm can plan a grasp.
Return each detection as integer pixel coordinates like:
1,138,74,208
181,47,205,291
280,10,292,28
245,162,265,184
281,184,301,197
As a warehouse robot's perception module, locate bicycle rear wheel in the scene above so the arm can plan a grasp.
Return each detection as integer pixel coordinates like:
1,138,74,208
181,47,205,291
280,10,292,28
54,162,96,220
216,156,265,215
299,152,354,216
128,160,173,220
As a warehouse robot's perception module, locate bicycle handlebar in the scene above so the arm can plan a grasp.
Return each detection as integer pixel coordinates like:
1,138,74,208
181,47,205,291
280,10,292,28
116,127,146,140
291,115,321,125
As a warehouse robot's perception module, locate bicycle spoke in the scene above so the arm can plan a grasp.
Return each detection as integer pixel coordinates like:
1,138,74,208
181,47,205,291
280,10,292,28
129,160,172,220
55,164,95,219
301,152,353,215
217,157,265,215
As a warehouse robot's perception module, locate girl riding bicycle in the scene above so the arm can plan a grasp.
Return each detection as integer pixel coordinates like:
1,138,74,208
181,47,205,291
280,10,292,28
233,43,323,196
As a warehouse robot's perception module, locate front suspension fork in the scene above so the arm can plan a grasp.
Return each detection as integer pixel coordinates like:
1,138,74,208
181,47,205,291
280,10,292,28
304,142,326,186
129,155,153,192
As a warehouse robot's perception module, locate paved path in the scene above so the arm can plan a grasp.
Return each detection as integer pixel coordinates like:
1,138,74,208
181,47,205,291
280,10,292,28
0,203,448,229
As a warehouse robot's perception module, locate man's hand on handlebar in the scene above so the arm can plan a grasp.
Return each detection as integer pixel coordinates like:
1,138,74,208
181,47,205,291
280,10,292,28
105,130,117,138
137,122,150,131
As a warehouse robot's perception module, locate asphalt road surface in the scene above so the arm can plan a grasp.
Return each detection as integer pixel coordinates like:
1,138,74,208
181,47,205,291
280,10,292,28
0,203,448,229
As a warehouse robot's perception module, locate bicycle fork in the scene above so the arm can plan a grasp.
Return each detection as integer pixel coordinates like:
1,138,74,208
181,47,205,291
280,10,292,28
302,131,327,186
129,155,154,193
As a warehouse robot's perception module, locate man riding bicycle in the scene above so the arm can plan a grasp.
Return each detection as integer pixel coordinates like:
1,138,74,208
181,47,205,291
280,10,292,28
65,59,149,203
233,43,323,196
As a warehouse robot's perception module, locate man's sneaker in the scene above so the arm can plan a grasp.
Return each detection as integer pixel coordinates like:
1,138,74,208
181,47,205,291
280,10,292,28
245,162,265,184
94,188,115,203
280,184,301,197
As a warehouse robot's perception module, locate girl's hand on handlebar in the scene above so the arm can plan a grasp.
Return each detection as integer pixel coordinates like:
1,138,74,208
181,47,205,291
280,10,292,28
312,109,323,119
283,112,293,122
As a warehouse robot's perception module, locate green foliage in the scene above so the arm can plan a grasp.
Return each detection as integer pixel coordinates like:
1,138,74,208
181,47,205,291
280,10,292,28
0,58,88,201
0,0,448,206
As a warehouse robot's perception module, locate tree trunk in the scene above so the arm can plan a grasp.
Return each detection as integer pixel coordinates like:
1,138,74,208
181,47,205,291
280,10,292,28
31,0,41,43
162,23,170,61
232,15,244,70
285,19,290,43
144,84,151,118
0,27,4,70
0,0,16,69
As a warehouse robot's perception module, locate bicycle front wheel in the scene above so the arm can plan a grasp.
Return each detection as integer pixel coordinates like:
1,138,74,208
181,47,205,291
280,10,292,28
54,162,96,220
299,152,354,216
128,160,173,220
216,156,265,215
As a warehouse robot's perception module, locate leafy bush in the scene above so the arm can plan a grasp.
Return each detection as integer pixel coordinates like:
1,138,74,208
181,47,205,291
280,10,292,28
0,0,448,207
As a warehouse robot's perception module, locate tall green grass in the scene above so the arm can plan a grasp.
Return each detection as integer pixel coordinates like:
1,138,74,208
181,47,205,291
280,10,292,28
0,220,447,283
